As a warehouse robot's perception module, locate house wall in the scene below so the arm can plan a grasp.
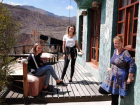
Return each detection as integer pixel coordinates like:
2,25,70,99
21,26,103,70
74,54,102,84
76,8,101,81
119,2,140,105
76,0,140,105
76,0,116,81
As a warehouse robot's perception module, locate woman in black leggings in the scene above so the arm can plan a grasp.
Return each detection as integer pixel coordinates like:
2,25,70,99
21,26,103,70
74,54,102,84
99,87,119,105
99,36,136,105
61,25,83,82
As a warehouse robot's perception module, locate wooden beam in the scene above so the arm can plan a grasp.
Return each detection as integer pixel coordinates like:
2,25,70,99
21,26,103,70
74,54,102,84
23,63,28,99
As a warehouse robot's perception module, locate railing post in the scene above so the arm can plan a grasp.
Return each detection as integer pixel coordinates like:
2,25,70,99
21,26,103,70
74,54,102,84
56,45,59,61
23,46,25,54
23,62,28,101
14,47,16,54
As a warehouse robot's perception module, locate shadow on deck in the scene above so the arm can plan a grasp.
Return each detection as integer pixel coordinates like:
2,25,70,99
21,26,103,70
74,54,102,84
0,61,111,104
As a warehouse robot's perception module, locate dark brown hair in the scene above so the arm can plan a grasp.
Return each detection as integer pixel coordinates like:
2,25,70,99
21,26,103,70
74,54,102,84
66,25,76,35
33,43,43,55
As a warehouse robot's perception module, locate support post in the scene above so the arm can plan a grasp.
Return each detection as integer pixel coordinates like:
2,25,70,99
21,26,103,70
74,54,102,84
23,63,28,99
23,46,25,54
56,45,59,61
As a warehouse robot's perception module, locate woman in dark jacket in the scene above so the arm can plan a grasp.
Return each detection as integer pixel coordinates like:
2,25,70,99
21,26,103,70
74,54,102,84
28,43,67,92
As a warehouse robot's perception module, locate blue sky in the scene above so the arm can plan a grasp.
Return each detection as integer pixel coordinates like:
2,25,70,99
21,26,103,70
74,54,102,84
2,0,77,17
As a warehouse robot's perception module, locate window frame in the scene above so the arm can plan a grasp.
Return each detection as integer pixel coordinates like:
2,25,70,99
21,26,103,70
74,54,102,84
117,0,139,53
80,16,83,50
90,5,101,66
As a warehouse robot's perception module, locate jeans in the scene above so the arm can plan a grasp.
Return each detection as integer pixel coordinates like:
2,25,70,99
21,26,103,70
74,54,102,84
61,55,76,80
34,65,59,86
99,86,119,105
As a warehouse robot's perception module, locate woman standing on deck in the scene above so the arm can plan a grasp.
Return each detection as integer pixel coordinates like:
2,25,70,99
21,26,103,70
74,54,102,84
27,43,67,92
61,25,83,82
98,36,136,105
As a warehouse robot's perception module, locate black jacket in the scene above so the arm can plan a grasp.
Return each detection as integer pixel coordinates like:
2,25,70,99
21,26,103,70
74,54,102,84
65,45,77,59
27,53,43,74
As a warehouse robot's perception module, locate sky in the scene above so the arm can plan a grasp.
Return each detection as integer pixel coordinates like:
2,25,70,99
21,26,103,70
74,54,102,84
2,0,77,17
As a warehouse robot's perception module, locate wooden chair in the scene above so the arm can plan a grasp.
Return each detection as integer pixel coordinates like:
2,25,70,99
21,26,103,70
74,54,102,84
10,59,46,98
10,60,28,99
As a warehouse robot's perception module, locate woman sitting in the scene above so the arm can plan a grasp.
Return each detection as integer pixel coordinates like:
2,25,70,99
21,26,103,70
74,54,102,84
27,43,67,92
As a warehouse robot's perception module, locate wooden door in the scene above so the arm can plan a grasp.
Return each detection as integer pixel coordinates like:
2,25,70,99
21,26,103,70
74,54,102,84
90,7,101,66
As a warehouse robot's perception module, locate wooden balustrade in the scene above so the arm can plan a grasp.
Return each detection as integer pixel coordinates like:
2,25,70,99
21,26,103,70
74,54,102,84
13,44,60,61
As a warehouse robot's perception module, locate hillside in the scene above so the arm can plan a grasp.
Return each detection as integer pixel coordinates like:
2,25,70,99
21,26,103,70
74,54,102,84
4,4,76,45
21,5,76,23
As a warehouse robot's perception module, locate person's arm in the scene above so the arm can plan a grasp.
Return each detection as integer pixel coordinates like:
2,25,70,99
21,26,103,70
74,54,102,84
63,41,66,59
38,54,44,66
75,41,81,51
124,50,136,84
127,73,134,84
75,41,83,54
27,54,32,66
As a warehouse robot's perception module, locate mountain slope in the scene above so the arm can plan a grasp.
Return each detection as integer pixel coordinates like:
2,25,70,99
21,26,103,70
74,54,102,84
4,4,76,45
21,5,76,23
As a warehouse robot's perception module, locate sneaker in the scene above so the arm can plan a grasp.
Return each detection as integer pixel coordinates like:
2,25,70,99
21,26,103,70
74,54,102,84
57,81,67,86
42,87,54,93
42,88,48,93
47,86,54,93
69,79,72,83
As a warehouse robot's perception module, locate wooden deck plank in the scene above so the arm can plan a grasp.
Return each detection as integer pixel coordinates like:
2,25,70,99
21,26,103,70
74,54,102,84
59,61,78,97
17,89,23,98
75,63,102,96
59,61,81,97
74,66,94,96
0,60,111,104
11,88,19,98
74,69,96,96
75,67,96,96
0,88,10,98
5,90,14,98
46,76,53,98
66,64,87,97
58,61,70,98
59,61,75,98
55,62,65,98
52,64,59,98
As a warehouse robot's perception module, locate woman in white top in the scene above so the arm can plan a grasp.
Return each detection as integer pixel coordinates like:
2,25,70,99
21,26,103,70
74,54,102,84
61,25,83,82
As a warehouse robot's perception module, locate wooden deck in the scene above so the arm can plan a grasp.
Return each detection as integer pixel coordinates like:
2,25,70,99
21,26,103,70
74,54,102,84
0,60,111,104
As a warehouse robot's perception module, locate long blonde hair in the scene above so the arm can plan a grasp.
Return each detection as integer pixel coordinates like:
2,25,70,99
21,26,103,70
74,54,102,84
66,25,76,35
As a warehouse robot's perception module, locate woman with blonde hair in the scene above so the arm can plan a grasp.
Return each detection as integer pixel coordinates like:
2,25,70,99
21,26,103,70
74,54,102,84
61,25,83,82
99,36,136,105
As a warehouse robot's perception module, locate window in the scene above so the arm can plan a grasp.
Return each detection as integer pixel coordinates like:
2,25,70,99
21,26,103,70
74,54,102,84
90,6,101,66
117,0,139,56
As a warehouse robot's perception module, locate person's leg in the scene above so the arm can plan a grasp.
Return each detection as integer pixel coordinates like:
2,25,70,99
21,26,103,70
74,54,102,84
99,87,119,105
34,67,51,88
112,94,119,105
99,86,109,94
70,57,76,80
43,65,59,80
61,56,70,80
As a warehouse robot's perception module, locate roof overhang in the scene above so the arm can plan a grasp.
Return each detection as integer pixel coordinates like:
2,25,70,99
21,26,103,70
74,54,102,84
74,0,103,9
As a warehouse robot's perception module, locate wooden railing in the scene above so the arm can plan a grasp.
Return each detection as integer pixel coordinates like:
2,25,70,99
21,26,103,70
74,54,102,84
13,44,60,61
